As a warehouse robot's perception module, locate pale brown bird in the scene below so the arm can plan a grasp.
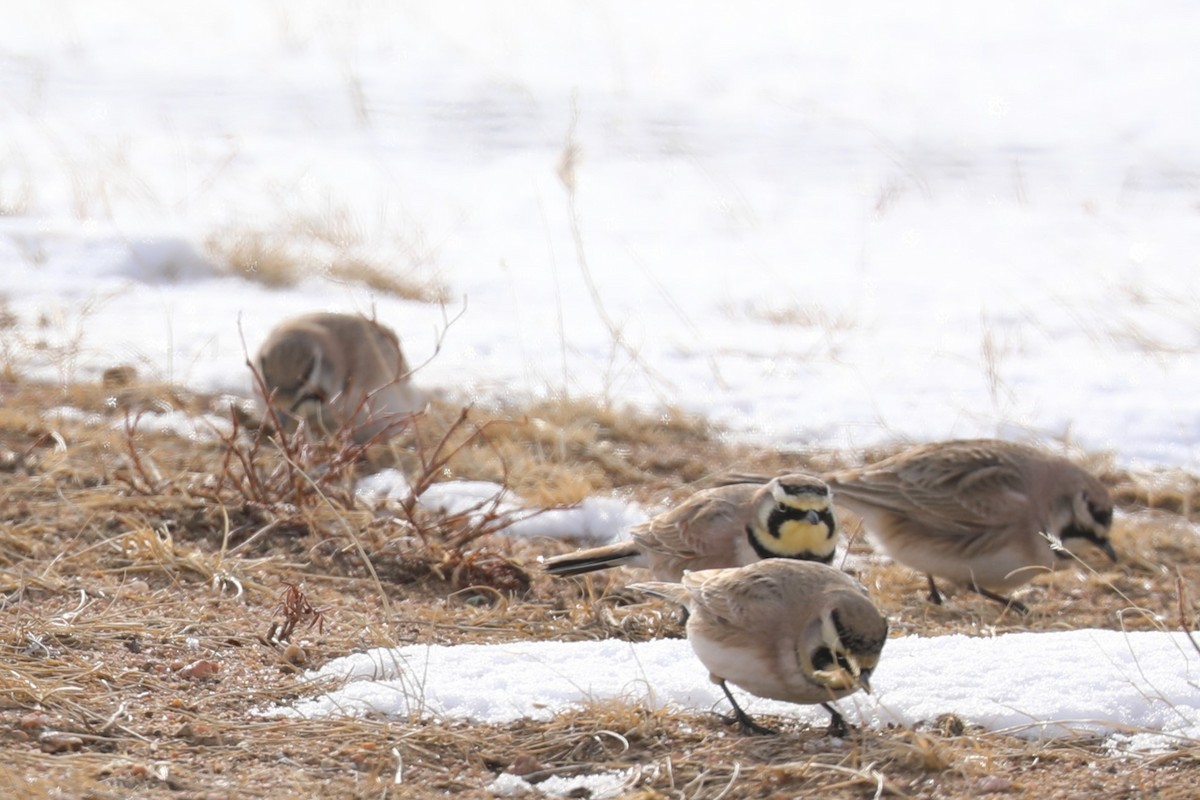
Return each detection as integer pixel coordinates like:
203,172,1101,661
824,438,1116,613
631,559,888,736
541,474,839,582
255,312,425,443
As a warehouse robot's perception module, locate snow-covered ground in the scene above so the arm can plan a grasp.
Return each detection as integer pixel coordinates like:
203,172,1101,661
3,1,1199,749
3,1,1198,467
271,630,1200,753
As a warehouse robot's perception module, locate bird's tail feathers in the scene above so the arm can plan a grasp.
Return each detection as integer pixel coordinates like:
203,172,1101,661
541,542,640,576
628,580,692,606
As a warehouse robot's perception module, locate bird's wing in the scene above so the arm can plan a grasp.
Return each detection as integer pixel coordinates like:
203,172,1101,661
631,484,753,558
833,444,1033,536
682,566,783,628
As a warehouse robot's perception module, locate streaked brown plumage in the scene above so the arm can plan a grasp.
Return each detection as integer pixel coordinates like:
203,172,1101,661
825,438,1116,613
632,559,888,735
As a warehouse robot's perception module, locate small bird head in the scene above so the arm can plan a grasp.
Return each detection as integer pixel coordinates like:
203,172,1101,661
1049,471,1116,563
746,474,839,564
257,331,335,434
803,592,888,695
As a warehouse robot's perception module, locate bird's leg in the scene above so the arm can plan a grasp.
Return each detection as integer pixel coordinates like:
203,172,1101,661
716,680,776,736
925,575,944,605
821,702,850,738
969,584,1030,615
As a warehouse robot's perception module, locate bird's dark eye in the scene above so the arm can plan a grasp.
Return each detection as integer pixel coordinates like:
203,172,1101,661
812,646,834,672
812,646,852,673
1088,500,1112,528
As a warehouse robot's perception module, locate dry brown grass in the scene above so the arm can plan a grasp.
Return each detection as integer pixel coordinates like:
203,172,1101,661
204,220,448,304
741,302,857,333
1,376,1198,798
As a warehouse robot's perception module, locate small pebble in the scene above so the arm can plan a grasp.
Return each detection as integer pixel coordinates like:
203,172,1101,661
177,659,221,680
175,721,222,746
978,775,1014,793
283,643,307,666
508,753,543,777
39,732,84,754
19,712,46,733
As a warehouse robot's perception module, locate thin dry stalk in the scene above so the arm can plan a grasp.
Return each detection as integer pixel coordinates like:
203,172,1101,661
1177,572,1200,659
557,103,675,404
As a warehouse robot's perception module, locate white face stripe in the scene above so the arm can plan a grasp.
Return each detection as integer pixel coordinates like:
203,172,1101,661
808,610,863,690
281,347,328,415
821,611,842,653
304,347,324,393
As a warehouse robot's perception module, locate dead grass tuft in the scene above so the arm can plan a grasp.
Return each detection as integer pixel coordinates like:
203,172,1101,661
204,219,448,304
742,301,857,332
207,228,297,288
327,257,449,303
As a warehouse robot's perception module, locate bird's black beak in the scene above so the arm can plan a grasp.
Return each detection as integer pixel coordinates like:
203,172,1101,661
1100,540,1118,563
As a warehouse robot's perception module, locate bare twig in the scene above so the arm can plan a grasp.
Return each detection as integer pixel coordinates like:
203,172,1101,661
557,102,675,404
268,582,327,643
1177,571,1200,658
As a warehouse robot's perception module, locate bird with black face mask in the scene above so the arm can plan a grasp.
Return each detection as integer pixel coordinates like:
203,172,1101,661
542,474,839,582
255,312,424,443
632,559,888,736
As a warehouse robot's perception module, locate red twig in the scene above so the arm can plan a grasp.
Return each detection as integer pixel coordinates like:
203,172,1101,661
268,582,327,643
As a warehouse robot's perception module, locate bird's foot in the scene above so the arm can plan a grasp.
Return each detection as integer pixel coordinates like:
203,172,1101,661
822,703,850,738
716,710,777,736
716,680,777,735
926,575,944,605
972,585,1030,615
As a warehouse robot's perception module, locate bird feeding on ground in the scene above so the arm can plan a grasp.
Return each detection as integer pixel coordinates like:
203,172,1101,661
631,559,888,736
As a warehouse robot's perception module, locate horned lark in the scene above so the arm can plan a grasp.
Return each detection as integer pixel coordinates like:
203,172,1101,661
542,474,839,582
255,312,425,443
632,559,887,736
825,438,1116,613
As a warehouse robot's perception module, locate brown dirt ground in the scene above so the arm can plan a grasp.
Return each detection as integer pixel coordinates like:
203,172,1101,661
1,377,1198,799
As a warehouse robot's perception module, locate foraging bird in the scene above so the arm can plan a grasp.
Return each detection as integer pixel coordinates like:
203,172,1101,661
542,474,839,582
824,438,1116,613
631,559,887,736
255,312,424,443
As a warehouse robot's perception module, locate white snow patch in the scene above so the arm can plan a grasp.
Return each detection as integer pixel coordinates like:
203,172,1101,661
487,770,636,799
270,631,1200,748
41,406,232,441
357,470,646,543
